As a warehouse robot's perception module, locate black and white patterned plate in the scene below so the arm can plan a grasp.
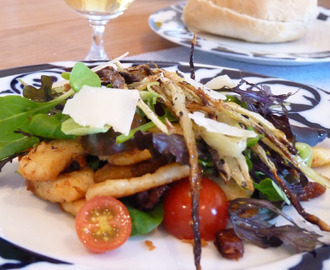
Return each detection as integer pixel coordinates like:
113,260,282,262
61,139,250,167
0,61,329,270
149,4,330,65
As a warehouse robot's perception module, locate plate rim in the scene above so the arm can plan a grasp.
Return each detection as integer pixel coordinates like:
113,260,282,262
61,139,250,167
148,4,330,65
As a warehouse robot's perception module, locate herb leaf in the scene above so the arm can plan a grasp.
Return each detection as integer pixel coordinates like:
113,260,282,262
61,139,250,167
126,203,163,236
254,178,286,202
69,62,101,92
61,117,110,136
28,113,75,140
23,75,55,102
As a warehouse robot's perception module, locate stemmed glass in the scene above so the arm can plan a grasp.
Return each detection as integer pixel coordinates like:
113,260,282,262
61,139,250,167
64,0,135,60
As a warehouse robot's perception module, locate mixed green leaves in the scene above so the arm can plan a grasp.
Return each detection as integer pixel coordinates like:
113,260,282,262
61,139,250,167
126,203,164,236
23,75,57,102
0,90,74,162
0,62,101,168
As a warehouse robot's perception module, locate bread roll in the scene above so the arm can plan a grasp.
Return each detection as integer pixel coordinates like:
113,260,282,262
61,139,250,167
183,0,318,43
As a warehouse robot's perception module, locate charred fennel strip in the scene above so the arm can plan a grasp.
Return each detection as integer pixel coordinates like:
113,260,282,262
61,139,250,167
223,101,330,186
164,78,202,270
173,81,330,232
136,98,169,134
252,144,330,232
220,102,330,231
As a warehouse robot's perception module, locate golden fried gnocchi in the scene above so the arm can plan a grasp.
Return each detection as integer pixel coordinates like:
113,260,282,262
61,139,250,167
312,147,330,167
94,157,168,183
94,163,136,182
86,162,189,200
18,139,85,181
105,148,151,166
26,167,94,203
59,198,86,216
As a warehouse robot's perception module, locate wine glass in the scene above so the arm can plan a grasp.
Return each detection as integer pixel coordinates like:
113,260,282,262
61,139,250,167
64,0,135,60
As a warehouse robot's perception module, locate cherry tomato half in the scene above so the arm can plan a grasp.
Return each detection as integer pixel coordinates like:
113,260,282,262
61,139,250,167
75,196,132,253
163,177,228,241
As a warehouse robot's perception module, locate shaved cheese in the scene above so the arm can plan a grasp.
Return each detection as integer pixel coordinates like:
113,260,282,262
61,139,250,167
180,73,226,100
62,86,139,135
205,75,236,89
189,111,257,138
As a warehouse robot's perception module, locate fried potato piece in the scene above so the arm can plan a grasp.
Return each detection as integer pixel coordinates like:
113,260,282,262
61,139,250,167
59,198,86,216
86,163,190,200
18,139,85,181
94,158,168,183
312,147,330,167
94,164,136,182
106,148,151,166
26,167,94,203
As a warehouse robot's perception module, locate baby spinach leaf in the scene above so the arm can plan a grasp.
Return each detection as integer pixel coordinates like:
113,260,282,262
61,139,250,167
126,203,164,236
254,178,285,202
69,62,101,92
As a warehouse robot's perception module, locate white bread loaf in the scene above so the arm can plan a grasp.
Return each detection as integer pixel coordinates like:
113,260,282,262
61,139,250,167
182,0,318,43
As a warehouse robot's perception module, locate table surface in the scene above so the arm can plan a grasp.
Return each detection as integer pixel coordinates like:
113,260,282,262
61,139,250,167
1,0,329,71
0,0,183,70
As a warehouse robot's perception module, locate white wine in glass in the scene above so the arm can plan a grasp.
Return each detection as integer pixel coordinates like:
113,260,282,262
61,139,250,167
64,0,135,60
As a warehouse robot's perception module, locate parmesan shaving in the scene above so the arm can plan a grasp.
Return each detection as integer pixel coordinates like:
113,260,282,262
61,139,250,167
62,85,139,135
189,111,257,138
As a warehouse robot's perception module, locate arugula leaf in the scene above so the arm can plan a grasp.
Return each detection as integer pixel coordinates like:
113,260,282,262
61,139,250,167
61,117,110,136
0,90,74,161
69,62,101,92
126,203,163,236
28,113,75,140
0,135,39,163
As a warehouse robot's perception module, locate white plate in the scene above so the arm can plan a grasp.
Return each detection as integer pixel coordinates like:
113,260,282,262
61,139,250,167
149,4,330,65
0,61,330,270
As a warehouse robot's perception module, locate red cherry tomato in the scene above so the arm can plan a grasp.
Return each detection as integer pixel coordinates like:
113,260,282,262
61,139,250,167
163,177,228,241
75,196,132,253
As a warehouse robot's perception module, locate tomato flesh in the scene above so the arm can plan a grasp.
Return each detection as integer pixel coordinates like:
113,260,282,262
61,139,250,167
75,196,132,253
163,177,228,241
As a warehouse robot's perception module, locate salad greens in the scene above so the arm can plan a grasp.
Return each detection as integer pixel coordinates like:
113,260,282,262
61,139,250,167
126,203,163,236
0,62,101,165
68,62,101,92
254,178,290,204
0,91,74,161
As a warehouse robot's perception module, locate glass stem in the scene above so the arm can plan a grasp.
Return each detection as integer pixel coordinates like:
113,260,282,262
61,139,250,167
86,19,109,61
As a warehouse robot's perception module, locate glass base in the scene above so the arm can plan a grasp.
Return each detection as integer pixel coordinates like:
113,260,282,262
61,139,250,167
85,20,109,61
85,47,109,61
